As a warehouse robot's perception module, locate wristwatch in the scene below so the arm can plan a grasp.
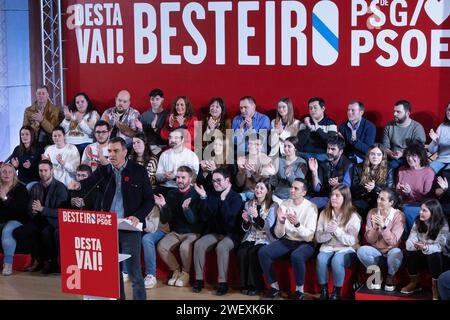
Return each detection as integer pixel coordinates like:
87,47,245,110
294,222,300,228
381,225,387,230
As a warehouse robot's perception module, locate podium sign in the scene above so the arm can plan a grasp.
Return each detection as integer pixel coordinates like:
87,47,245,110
58,209,119,299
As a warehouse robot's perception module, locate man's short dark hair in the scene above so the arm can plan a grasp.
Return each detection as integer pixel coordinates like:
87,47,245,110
327,135,346,151
52,126,65,135
109,137,127,149
94,120,111,131
77,164,92,175
240,96,256,106
39,159,53,168
149,88,164,98
395,100,411,113
212,167,231,180
293,178,309,192
177,166,193,177
349,100,365,111
308,97,325,108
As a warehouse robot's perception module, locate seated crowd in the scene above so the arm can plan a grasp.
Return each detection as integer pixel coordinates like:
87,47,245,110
0,86,449,301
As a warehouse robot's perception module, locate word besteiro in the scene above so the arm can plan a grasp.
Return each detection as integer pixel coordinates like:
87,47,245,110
66,0,449,67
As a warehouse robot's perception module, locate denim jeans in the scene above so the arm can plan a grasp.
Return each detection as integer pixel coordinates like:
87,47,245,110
316,250,357,287
0,220,23,264
142,229,166,276
430,160,450,174
119,230,146,300
438,270,450,300
357,246,403,276
404,204,421,234
258,239,314,286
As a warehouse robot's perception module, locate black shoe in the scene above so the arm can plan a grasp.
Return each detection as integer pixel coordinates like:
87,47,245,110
40,260,53,274
240,287,249,295
291,291,305,300
216,282,228,296
26,260,42,272
192,280,204,293
330,286,341,300
319,284,329,300
262,287,280,300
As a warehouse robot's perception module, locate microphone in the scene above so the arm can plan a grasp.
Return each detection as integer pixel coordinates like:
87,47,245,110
100,166,114,212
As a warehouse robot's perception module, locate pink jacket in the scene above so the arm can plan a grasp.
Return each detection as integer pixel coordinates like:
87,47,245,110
365,208,405,253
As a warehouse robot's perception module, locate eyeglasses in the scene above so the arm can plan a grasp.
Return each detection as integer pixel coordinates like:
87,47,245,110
212,179,224,184
95,130,109,134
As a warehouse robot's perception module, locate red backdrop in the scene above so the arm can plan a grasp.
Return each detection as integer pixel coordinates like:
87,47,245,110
62,0,450,138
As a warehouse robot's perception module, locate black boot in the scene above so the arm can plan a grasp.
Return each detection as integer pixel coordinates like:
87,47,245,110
319,284,329,300
330,286,341,300
192,280,204,293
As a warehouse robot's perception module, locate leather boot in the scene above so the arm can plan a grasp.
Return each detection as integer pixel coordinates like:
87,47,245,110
432,278,439,300
330,286,341,300
319,284,329,300
400,274,421,294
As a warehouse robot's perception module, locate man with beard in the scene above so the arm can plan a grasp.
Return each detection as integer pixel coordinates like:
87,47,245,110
156,166,203,288
308,135,352,209
14,160,68,274
155,129,199,196
382,100,426,169
101,90,140,148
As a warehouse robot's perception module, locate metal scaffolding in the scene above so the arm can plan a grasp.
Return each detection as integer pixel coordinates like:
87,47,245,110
40,0,64,107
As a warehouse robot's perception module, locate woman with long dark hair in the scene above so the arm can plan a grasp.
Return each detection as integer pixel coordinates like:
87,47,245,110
401,199,448,300
357,188,405,292
237,179,277,296
6,126,43,185
352,144,394,216
201,97,231,146
315,184,361,300
61,92,100,155
128,132,158,189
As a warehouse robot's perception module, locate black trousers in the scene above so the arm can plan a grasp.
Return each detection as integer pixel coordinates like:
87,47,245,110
405,250,443,279
236,241,265,291
13,218,59,263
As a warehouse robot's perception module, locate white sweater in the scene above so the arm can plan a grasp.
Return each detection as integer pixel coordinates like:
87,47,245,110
44,144,80,186
274,198,318,242
156,148,200,188
81,142,109,171
60,111,99,145
315,210,361,253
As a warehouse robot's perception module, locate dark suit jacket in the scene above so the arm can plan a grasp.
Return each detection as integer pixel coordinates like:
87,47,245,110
339,117,376,161
79,160,155,225
29,179,69,228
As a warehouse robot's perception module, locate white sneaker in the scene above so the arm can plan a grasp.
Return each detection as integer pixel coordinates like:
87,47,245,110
2,263,12,276
122,272,129,282
168,270,181,286
144,274,157,289
175,271,190,287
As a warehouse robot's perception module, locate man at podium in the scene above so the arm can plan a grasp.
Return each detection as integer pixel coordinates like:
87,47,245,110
69,137,154,300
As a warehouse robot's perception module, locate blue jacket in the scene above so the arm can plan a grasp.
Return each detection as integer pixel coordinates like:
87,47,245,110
339,117,376,162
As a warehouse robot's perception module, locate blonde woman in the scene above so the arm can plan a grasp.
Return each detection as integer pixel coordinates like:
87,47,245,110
0,163,29,275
